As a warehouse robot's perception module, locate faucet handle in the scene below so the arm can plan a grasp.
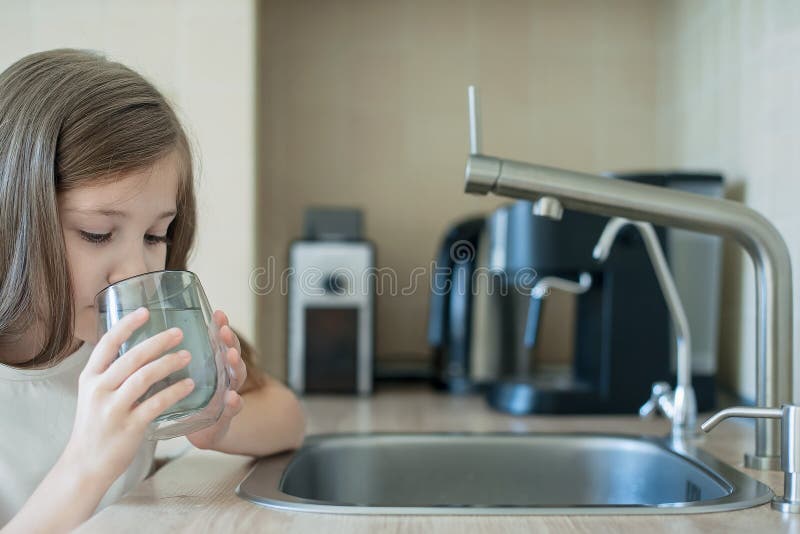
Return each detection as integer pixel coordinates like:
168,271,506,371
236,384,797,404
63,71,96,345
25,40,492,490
639,381,673,418
468,85,481,155
702,405,800,513
700,406,783,431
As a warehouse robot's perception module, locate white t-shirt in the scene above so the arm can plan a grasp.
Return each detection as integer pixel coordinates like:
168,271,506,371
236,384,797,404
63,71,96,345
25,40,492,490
0,342,156,526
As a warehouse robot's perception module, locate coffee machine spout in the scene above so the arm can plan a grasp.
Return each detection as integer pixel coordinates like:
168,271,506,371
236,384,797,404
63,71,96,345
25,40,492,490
525,272,592,348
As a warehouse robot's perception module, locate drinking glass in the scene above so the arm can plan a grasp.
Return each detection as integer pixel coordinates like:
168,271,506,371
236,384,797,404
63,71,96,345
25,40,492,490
96,270,230,440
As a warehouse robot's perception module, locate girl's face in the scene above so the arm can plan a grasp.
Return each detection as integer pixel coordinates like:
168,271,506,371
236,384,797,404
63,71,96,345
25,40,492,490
58,151,181,344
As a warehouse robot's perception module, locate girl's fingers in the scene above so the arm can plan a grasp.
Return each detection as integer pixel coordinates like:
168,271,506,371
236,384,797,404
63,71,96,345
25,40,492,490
222,390,243,418
214,311,241,353
131,377,195,427
211,391,243,428
116,349,192,405
102,326,184,390
220,325,241,353
213,310,228,330
227,347,247,390
86,307,150,376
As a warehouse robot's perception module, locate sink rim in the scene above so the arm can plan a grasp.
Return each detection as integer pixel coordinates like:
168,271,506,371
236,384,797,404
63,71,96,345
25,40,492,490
235,431,774,515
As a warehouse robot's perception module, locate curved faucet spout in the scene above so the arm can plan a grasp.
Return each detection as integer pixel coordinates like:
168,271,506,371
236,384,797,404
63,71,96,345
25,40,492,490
593,217,697,439
593,218,691,388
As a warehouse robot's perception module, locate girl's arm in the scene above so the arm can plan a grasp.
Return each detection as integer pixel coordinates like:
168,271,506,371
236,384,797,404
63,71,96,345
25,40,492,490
3,375,305,533
1,449,110,534
3,309,197,533
196,371,306,456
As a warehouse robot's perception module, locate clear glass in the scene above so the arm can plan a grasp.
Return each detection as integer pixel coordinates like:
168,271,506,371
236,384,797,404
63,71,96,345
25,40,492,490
96,270,229,440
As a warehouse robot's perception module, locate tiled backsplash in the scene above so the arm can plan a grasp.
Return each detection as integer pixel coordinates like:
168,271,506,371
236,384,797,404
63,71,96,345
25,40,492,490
656,0,800,401
255,0,661,378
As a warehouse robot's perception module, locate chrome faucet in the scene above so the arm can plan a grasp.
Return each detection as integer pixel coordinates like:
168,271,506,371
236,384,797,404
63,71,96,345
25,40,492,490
593,217,698,440
702,405,800,512
464,85,794,470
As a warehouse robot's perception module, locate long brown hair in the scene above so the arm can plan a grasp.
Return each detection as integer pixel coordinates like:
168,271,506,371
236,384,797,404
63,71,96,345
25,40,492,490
0,49,263,389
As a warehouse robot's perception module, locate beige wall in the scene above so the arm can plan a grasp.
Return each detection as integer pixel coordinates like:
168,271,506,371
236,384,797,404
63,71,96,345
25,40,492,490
0,1,258,346
257,0,660,378
655,0,800,402
6,0,791,399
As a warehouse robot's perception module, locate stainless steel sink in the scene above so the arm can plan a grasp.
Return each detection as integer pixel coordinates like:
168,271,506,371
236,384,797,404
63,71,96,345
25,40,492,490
235,433,773,515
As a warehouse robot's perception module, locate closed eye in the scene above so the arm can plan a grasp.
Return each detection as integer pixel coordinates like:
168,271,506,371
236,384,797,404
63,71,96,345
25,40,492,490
145,234,171,246
79,231,171,246
79,231,111,244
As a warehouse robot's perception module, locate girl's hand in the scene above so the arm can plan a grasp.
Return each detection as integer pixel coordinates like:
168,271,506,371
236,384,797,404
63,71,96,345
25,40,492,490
63,307,195,486
185,310,247,450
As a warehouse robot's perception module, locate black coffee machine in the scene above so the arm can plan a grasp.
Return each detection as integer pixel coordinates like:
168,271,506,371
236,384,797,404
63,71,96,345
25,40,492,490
429,191,723,415
483,201,674,414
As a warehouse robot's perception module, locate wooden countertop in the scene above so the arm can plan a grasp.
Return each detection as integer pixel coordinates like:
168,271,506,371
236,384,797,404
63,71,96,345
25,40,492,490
76,387,800,533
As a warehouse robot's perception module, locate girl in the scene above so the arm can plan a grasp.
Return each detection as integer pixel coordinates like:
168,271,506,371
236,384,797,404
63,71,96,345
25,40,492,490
0,49,306,532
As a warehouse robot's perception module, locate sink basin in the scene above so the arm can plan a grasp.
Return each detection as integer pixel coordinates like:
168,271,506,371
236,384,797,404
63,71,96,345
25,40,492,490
236,433,773,515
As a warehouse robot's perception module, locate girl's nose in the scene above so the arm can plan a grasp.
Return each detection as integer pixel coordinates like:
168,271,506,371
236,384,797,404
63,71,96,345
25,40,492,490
107,246,149,285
